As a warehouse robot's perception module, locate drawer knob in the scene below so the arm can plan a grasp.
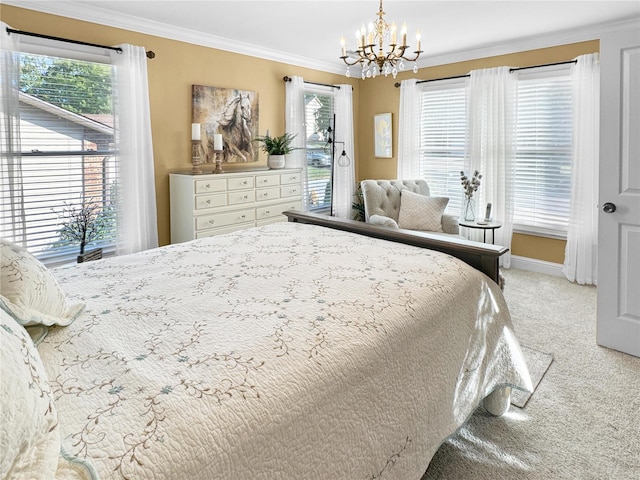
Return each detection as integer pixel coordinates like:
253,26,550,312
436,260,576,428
243,195,248,199
291,189,297,193
242,181,247,185
241,215,246,219
263,192,268,197
206,199,211,204
265,210,270,215
209,219,215,225
205,184,210,189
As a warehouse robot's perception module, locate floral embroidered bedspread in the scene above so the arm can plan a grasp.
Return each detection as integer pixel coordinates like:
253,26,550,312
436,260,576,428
40,222,531,480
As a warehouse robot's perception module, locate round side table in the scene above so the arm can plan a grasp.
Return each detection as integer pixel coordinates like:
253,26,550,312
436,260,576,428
458,220,502,244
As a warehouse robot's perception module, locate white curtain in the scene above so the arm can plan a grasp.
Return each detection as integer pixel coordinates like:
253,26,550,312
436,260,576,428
284,76,308,205
110,45,158,255
0,23,26,243
397,79,421,179
563,53,600,285
467,66,516,267
333,84,355,219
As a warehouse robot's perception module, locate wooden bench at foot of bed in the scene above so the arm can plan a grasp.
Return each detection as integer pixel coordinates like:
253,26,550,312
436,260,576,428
284,210,508,285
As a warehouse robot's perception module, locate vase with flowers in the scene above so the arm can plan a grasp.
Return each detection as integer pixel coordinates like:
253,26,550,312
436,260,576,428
460,170,482,221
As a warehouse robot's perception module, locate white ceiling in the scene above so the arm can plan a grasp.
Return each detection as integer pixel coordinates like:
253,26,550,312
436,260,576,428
5,1,640,73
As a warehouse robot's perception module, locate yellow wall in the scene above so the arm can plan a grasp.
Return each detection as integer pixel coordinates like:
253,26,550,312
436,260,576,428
1,5,598,263
1,5,359,246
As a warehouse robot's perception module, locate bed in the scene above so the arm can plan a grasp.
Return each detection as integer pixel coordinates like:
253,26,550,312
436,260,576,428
0,217,531,480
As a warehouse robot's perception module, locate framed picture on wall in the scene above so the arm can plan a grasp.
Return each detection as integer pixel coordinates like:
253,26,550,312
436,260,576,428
374,113,392,158
192,85,259,164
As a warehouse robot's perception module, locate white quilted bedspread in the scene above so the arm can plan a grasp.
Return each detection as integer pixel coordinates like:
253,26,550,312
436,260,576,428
39,222,531,480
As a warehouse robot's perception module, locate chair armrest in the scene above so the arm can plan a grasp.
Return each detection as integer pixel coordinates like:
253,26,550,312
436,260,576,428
369,215,399,229
442,214,460,234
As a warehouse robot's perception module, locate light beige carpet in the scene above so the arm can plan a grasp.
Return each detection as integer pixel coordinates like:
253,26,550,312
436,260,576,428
421,268,640,480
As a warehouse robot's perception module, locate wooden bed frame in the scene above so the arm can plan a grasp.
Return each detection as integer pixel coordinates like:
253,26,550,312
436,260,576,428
284,210,508,285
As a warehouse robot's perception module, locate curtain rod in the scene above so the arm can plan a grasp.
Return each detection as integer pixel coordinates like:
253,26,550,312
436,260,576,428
394,59,578,87
509,59,577,72
6,28,156,59
283,76,340,90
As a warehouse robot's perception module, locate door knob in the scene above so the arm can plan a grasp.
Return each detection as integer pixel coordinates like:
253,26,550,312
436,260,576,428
602,202,617,213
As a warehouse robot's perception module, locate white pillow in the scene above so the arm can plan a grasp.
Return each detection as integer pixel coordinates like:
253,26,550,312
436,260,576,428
0,239,84,326
397,190,449,232
0,309,61,479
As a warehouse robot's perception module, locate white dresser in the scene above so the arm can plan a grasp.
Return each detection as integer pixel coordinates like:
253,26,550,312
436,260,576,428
169,169,303,243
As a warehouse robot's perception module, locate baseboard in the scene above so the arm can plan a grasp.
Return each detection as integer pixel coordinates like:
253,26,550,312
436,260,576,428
509,255,564,277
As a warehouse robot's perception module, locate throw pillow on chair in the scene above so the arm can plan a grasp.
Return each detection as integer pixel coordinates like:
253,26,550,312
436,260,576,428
397,190,449,232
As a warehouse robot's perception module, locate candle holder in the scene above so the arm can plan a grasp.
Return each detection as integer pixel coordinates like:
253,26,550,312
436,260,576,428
191,140,203,174
213,149,224,174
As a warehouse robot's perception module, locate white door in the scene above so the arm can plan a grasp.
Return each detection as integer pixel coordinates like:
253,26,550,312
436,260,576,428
597,24,640,357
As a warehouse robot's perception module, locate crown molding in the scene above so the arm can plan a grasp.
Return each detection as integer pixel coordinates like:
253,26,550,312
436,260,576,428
4,1,638,77
2,0,345,74
416,16,640,69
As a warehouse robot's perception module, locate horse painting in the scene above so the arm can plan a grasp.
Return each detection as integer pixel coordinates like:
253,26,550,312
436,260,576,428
192,85,259,164
217,93,255,163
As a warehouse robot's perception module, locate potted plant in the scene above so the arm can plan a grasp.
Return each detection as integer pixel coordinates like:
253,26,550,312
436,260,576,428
57,200,111,263
253,132,297,169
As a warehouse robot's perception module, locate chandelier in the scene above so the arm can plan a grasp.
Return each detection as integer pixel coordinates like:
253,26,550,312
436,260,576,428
340,0,423,79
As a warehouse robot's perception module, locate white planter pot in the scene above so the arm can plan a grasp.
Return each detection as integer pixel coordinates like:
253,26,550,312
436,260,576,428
267,154,286,169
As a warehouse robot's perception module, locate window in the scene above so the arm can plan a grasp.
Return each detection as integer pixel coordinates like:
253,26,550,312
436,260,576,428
417,68,573,237
514,69,572,236
303,89,334,212
0,49,118,266
418,79,468,216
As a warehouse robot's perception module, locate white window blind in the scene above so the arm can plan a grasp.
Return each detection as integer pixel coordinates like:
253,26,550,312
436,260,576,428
303,90,334,212
514,69,572,236
0,51,118,266
416,71,573,237
418,80,468,215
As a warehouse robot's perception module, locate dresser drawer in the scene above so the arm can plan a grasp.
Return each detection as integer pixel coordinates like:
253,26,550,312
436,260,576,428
196,209,255,231
281,184,301,198
227,176,254,190
195,178,226,194
280,172,301,185
228,190,254,206
255,186,281,202
256,201,302,221
255,174,280,188
195,193,227,210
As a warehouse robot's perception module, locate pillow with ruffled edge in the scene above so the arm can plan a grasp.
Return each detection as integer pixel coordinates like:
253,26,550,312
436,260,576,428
0,239,85,327
0,309,61,479
398,190,449,232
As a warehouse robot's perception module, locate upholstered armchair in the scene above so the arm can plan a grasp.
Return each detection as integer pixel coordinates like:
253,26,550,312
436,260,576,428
360,179,460,236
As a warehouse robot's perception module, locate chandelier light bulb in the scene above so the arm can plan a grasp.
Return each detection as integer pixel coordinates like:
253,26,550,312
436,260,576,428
339,0,423,80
